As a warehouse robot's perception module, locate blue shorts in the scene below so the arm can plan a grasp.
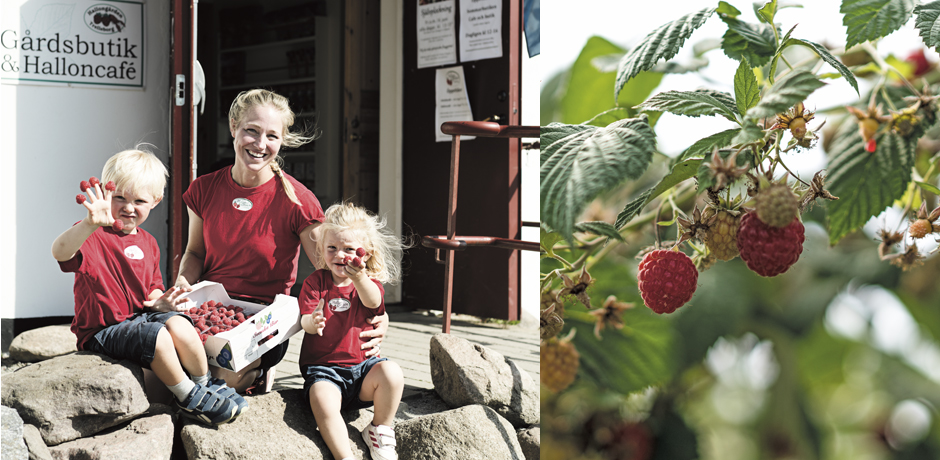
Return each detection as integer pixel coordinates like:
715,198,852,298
86,311,192,369
301,356,388,411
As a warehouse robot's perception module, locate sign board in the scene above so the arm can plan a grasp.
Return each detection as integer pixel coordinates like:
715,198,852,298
1,0,144,88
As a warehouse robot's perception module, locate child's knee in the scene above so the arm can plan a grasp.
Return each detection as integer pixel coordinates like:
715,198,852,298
374,360,403,384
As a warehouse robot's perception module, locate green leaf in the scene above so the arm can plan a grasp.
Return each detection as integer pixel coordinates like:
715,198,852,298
720,16,778,67
717,0,741,17
734,59,760,116
541,117,657,242
615,8,716,101
732,119,765,145
757,0,778,24
826,127,915,245
540,69,567,124
678,128,741,162
841,0,915,49
915,181,940,195
562,36,665,125
573,221,626,242
635,89,738,121
786,38,860,94
746,70,826,120
914,0,940,51
615,158,702,229
565,310,676,395
540,227,564,256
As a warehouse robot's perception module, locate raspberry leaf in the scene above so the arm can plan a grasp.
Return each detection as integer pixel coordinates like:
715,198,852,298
541,116,657,241
784,38,859,95
914,0,940,50
614,8,716,101
635,89,738,122
720,15,778,67
826,127,915,245
615,158,701,230
573,221,625,242
841,0,914,49
756,0,778,24
734,59,760,116
677,128,740,162
745,70,826,120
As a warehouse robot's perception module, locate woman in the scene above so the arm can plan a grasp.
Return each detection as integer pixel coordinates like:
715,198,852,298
176,89,388,392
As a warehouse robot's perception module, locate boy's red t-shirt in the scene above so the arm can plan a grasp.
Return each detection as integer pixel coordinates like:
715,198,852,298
183,166,324,303
298,269,385,367
58,225,164,350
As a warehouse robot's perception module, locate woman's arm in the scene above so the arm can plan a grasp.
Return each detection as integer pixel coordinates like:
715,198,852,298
175,207,207,289
298,222,322,273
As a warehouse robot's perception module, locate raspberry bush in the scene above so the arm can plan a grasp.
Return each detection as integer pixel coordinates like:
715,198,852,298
540,1,940,459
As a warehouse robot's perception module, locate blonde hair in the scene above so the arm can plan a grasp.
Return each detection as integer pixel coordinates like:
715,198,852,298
229,89,319,206
101,147,168,200
315,202,409,285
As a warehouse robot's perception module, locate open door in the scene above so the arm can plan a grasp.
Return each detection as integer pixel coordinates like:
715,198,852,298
401,0,523,320
169,0,195,281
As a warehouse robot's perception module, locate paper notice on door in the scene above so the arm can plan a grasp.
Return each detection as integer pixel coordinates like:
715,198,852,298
459,0,502,62
435,66,475,143
417,0,457,69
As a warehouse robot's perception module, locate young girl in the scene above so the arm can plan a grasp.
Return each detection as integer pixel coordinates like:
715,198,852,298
298,202,406,460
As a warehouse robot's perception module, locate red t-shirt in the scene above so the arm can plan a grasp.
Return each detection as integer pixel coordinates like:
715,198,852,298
58,225,164,350
183,166,324,303
298,269,385,367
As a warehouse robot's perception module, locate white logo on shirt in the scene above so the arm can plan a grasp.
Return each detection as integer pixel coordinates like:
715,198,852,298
329,298,351,312
232,198,253,211
124,245,144,260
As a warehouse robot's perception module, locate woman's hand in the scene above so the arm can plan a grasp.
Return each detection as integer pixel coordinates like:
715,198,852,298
143,286,192,312
360,311,389,357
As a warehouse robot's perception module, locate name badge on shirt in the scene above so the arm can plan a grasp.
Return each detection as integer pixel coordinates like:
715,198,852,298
124,245,144,260
232,198,253,211
329,298,351,312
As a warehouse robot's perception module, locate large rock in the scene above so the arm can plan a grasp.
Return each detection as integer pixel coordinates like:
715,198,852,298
22,424,53,460
0,352,150,446
429,333,539,427
8,326,77,362
396,405,524,460
181,389,370,460
517,426,539,460
47,405,175,460
2,405,28,460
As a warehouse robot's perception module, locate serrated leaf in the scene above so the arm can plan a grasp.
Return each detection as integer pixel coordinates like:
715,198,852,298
635,89,738,121
678,128,741,162
841,0,915,49
914,0,940,50
757,0,778,24
717,1,742,17
565,310,676,395
615,8,716,101
540,227,564,255
615,159,702,229
915,181,940,195
541,117,657,241
746,70,826,120
732,120,765,145
720,16,778,67
734,59,761,116
786,38,859,94
826,127,915,245
573,221,626,242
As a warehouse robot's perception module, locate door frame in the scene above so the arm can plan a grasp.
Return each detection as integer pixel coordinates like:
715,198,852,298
378,0,404,303
169,0,194,282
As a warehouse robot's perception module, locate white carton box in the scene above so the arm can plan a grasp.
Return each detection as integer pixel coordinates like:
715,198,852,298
180,281,303,372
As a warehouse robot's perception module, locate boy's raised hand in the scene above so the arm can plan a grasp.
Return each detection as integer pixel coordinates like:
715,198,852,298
77,178,115,228
143,286,192,312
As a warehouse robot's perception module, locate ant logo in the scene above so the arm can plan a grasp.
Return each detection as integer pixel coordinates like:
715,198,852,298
85,5,127,34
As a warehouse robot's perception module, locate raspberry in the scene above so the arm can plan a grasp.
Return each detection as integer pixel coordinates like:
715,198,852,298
112,220,124,231
540,338,579,392
705,210,741,260
209,326,220,334
356,247,366,258
909,219,932,238
105,181,116,192
737,213,805,277
865,138,877,152
76,194,86,205
352,256,363,267
636,249,698,314
80,180,91,192
89,177,100,188
756,183,799,228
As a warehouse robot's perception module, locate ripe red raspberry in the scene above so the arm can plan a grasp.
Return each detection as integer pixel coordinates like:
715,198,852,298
112,220,124,231
705,209,741,261
80,180,91,192
209,326,220,334
737,213,805,277
76,194,86,205
89,177,100,188
636,249,698,314
909,219,932,239
540,338,579,392
352,256,363,267
356,247,366,258
105,181,116,192
756,183,799,228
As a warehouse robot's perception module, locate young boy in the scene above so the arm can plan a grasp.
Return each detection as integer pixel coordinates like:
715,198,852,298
52,148,244,426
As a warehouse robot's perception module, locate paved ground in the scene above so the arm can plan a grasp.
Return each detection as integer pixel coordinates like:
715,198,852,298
269,306,540,398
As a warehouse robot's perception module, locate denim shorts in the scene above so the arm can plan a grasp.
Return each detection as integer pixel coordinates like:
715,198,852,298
301,356,388,411
86,311,192,369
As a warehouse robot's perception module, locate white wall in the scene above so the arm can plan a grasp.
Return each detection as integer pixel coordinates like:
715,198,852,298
520,30,539,328
1,1,172,320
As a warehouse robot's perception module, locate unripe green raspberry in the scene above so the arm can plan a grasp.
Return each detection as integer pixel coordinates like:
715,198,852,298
756,183,799,228
541,338,579,392
705,210,741,261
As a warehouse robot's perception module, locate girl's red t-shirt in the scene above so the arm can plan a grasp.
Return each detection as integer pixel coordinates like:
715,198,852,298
183,166,324,303
298,269,385,367
58,225,164,350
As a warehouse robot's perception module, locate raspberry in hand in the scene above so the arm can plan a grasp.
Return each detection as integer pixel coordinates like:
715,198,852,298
113,220,125,231
89,177,100,188
80,180,91,192
76,194,86,205
356,247,366,258
105,181,116,192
